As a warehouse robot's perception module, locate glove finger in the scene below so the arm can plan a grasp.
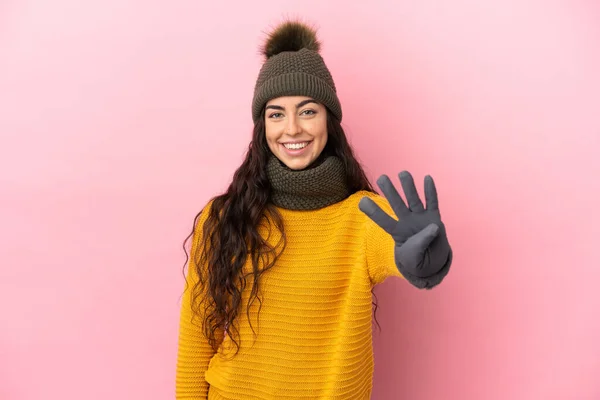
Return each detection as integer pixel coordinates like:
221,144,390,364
376,174,409,218
424,175,439,212
359,197,397,235
399,171,425,212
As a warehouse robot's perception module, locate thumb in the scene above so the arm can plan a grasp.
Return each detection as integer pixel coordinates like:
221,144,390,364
396,223,441,273
409,223,439,250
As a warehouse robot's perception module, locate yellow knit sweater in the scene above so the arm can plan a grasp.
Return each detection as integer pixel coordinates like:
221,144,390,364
176,190,403,399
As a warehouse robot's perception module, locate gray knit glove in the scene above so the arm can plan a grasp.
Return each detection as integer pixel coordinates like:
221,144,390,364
359,171,452,289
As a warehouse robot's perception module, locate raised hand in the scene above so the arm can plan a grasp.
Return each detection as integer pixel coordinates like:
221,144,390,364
359,171,451,279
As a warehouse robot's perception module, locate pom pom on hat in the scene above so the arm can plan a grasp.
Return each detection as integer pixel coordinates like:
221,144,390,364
261,21,321,59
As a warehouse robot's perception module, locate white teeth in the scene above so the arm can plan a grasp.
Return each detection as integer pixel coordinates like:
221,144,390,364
284,142,309,150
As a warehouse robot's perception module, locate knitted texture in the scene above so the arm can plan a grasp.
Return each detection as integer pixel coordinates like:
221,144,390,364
252,48,342,122
266,154,349,210
175,191,403,400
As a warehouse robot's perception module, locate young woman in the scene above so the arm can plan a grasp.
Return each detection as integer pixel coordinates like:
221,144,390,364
176,20,453,400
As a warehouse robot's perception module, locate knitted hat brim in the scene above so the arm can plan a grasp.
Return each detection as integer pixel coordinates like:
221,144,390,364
252,72,342,122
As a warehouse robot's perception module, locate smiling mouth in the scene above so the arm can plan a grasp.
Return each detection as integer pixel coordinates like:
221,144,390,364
282,141,311,150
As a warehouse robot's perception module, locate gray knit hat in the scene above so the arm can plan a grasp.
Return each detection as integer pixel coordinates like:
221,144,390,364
251,21,342,123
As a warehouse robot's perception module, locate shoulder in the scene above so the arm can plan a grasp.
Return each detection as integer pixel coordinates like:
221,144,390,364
191,197,220,240
197,198,216,223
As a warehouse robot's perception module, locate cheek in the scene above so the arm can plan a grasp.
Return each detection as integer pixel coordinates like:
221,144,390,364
314,121,328,142
305,118,327,139
264,125,278,143
318,129,328,141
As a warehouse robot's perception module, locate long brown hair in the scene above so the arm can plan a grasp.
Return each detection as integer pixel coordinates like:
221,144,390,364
182,109,382,356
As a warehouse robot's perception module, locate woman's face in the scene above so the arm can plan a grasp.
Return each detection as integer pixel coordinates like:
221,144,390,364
264,96,328,171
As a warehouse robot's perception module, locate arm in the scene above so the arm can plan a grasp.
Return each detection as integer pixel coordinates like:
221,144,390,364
176,206,223,399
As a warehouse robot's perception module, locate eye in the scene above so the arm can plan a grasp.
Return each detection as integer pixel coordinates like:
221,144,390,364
300,109,316,116
268,112,283,119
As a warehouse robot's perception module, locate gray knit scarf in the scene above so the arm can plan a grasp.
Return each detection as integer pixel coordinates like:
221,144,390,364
266,154,351,210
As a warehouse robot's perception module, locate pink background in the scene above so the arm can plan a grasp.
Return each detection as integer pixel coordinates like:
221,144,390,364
1,0,599,399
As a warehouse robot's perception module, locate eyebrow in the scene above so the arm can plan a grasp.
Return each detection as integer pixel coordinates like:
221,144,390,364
265,99,318,111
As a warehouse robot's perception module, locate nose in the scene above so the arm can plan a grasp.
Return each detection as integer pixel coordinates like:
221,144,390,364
285,114,301,136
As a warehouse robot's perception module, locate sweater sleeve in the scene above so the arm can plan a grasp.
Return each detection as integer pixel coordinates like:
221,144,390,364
365,194,404,287
176,204,224,399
